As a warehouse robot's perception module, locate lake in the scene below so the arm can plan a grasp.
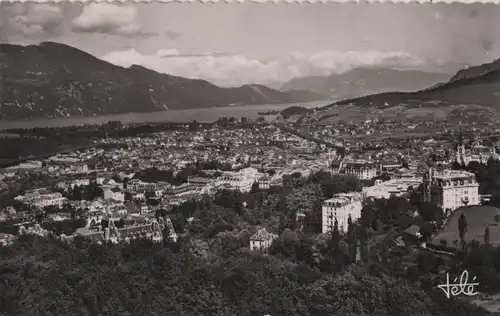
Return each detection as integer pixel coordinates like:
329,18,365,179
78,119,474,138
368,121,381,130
0,101,331,130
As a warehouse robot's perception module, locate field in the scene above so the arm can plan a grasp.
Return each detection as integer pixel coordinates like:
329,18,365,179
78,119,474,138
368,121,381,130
311,103,500,125
432,206,500,247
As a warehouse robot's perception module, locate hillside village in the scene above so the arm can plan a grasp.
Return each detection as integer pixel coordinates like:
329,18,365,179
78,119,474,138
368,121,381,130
1,119,500,251
3,118,500,314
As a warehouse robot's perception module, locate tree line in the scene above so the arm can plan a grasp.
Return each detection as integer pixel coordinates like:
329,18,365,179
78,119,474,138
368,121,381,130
0,170,494,315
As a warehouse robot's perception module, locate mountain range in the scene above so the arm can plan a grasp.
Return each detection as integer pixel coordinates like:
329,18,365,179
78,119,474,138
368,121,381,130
2,41,499,124
0,42,328,121
298,57,500,125
334,58,500,107
280,68,451,100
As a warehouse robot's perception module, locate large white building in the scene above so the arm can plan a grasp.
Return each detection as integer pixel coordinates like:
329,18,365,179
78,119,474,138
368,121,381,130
428,169,480,214
216,167,263,192
340,159,378,180
363,175,423,199
15,189,67,208
322,192,363,234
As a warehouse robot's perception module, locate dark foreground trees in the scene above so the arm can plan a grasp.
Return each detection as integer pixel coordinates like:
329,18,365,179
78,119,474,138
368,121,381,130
0,235,490,316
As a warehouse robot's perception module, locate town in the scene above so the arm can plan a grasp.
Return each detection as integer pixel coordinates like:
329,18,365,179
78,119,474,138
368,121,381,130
1,117,500,315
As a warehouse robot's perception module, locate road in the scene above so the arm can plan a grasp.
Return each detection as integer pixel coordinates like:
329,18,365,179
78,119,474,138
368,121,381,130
272,122,346,155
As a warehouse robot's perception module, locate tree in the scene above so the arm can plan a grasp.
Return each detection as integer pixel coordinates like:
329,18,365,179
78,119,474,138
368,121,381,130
145,190,156,199
0,210,491,316
495,214,500,224
83,183,104,201
309,171,361,199
484,226,491,245
360,205,375,228
406,265,420,282
357,225,369,263
451,160,462,170
347,215,357,263
285,183,323,219
326,217,346,272
381,196,411,226
458,213,468,246
146,198,159,206
328,218,340,252
418,202,444,224
124,191,133,201
250,182,260,193
489,194,500,208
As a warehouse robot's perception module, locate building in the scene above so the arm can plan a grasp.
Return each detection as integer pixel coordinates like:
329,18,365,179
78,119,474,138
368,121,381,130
104,217,176,244
103,188,125,202
340,159,377,180
168,183,198,196
0,233,16,246
456,142,498,166
15,190,67,208
61,227,105,244
380,161,403,174
258,175,270,190
33,192,67,208
18,160,43,169
18,224,48,237
322,192,363,234
187,176,213,189
363,175,423,199
217,167,263,193
427,169,480,214
84,210,105,227
249,228,278,252
330,157,344,174
66,178,91,190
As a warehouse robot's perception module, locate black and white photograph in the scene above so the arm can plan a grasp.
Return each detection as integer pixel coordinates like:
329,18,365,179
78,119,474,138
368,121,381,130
1,1,500,315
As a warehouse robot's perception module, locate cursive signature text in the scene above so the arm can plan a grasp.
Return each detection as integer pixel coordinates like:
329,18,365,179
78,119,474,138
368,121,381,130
437,270,479,299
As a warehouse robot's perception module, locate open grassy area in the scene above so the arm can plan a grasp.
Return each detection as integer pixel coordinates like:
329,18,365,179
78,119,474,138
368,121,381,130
432,206,500,247
312,103,500,125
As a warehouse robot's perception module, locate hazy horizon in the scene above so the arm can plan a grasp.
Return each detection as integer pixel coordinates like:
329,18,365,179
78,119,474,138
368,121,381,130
1,2,499,87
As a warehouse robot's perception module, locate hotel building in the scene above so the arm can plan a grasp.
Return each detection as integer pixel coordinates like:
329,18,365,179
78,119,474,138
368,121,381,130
340,159,378,180
216,167,263,193
322,192,363,234
427,169,480,214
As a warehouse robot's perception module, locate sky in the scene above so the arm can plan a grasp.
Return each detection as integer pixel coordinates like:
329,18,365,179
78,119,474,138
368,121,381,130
0,2,499,87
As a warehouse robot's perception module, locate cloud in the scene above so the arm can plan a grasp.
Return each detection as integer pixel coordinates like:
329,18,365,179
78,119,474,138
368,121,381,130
0,4,65,39
160,51,238,58
72,3,152,37
101,49,429,87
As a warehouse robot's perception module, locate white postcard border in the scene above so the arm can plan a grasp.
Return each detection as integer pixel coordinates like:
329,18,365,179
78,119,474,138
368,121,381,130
0,0,498,4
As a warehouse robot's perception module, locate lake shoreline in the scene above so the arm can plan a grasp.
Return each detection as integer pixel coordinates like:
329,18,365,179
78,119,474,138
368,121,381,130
0,101,331,131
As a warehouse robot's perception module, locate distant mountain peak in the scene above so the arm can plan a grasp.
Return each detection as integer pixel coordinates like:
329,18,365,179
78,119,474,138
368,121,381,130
281,67,450,100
